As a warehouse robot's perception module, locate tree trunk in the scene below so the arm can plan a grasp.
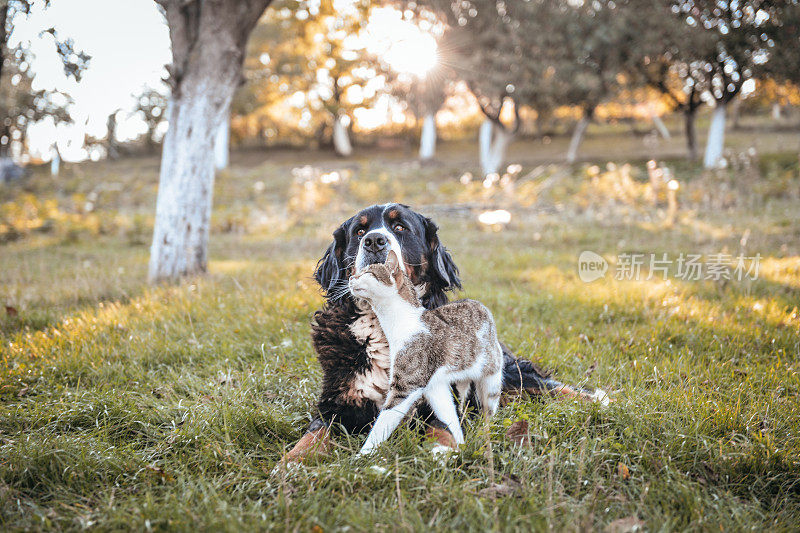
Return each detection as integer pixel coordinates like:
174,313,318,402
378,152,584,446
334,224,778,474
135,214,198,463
214,111,230,170
0,5,8,89
419,113,436,161
479,119,493,173
478,119,513,176
332,115,352,157
566,114,591,164
0,123,12,158
145,125,157,154
772,103,782,121
50,144,60,177
703,103,727,169
652,114,670,139
149,0,272,283
730,97,742,130
685,107,698,161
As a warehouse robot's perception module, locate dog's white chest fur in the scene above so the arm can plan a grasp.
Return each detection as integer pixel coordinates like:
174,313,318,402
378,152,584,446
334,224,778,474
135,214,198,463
348,299,392,404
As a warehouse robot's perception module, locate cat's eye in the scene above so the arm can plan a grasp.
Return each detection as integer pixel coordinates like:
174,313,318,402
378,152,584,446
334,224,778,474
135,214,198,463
393,224,405,232
356,228,365,237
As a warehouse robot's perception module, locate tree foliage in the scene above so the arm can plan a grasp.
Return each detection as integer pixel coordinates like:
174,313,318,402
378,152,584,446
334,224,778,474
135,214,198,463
0,49,72,156
761,0,800,85
236,0,381,145
133,87,168,152
0,0,89,158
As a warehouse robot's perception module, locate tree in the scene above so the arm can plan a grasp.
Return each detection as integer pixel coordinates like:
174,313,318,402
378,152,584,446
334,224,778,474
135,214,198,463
241,0,377,156
429,0,535,174
0,51,72,157
386,64,450,162
133,87,168,154
625,0,714,160
665,1,777,168
421,0,636,169
759,2,800,101
149,0,273,283
0,1,88,158
1,2,89,85
544,0,641,163
415,74,446,162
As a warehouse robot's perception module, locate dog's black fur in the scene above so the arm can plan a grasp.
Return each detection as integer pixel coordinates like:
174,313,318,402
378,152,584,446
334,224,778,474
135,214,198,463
308,203,563,436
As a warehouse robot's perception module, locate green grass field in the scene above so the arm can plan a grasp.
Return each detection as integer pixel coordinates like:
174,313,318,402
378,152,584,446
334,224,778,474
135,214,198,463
1,124,800,531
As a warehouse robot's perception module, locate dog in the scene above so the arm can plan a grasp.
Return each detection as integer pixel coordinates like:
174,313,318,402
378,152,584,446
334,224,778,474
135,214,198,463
281,203,607,462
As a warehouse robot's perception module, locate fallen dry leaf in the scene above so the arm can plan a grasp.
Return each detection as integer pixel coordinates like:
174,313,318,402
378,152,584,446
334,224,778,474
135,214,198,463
506,420,531,447
617,462,630,481
145,465,175,483
4,306,18,317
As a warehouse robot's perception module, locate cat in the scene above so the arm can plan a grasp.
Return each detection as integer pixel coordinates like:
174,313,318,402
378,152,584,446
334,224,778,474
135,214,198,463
348,250,503,456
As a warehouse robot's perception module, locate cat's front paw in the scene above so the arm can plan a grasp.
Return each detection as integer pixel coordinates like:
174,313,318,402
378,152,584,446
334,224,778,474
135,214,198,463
590,388,611,406
357,445,377,457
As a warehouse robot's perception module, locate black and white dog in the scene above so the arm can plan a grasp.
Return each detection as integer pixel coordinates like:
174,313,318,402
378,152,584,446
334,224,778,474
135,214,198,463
283,203,607,461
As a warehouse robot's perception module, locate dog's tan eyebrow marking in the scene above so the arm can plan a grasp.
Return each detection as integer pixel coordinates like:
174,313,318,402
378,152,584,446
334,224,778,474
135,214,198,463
358,215,368,225
387,209,399,220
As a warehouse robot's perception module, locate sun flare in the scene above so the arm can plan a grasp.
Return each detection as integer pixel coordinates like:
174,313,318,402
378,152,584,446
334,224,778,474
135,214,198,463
383,33,438,78
364,7,439,78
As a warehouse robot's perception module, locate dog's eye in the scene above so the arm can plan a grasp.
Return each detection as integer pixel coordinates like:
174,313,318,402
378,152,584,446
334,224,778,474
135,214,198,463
356,228,365,237
393,224,405,232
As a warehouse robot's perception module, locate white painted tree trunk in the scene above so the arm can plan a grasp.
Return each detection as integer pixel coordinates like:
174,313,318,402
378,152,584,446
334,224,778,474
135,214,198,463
214,113,230,170
150,83,234,282
703,103,727,169
332,115,352,157
566,115,591,164
148,0,273,283
479,119,493,173
652,114,671,139
772,103,782,120
419,113,436,161
50,144,60,177
478,118,513,175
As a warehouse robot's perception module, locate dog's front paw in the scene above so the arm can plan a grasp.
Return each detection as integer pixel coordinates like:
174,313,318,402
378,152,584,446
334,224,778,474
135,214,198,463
270,459,305,478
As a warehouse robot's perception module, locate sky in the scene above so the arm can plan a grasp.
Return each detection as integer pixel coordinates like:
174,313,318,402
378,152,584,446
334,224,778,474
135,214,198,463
12,0,171,161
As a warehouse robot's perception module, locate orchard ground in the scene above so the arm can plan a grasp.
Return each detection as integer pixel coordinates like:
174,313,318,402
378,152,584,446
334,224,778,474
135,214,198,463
1,115,799,531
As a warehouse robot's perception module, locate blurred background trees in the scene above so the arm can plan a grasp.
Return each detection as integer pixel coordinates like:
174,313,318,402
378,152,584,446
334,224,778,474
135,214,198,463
0,0,794,282
0,0,797,192
239,0,378,156
2,0,797,171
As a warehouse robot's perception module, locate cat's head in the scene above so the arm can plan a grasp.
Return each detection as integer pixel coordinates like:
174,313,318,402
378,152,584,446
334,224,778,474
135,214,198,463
348,250,418,305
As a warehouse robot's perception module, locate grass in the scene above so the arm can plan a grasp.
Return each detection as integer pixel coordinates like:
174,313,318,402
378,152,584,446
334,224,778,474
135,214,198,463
1,121,800,530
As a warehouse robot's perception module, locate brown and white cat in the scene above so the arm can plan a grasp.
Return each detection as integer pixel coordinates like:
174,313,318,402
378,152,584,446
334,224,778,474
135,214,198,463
349,250,503,456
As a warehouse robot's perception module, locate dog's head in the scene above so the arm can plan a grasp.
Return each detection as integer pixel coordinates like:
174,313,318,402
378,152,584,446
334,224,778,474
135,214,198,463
314,203,461,308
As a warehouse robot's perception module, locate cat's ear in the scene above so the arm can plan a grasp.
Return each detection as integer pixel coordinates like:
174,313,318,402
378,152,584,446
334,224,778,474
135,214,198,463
385,250,404,286
385,250,399,273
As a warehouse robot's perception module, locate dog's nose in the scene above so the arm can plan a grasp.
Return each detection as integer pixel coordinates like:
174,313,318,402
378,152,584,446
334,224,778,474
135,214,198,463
363,233,387,253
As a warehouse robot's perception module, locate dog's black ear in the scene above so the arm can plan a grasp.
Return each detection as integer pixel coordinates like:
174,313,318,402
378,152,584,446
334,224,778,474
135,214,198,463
423,216,461,292
314,221,350,297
